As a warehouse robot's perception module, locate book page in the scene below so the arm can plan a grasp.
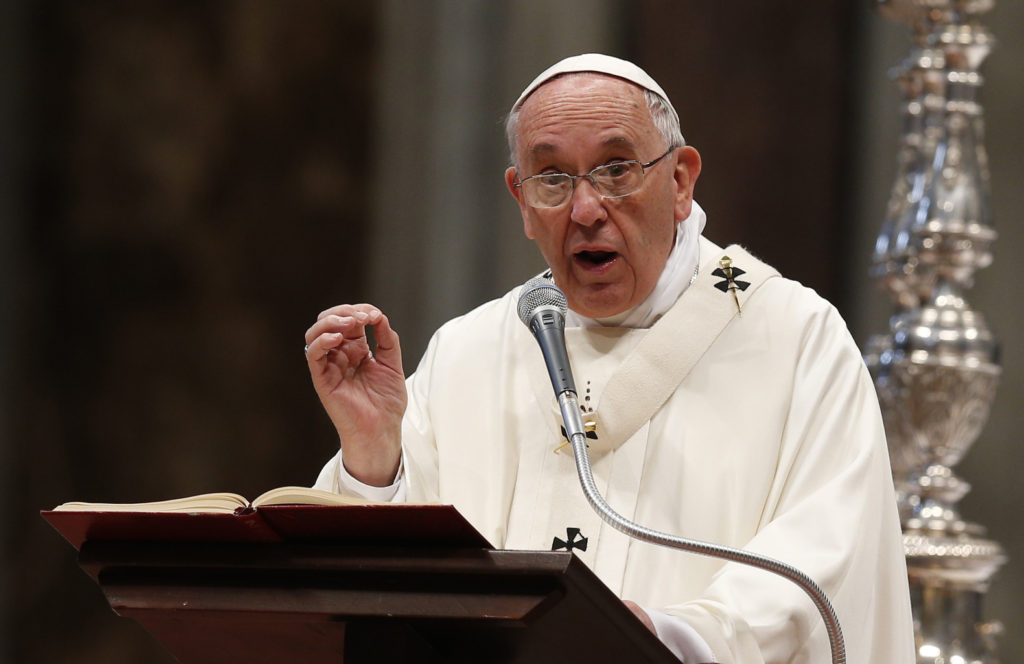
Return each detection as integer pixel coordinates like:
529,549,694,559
52,492,250,514
251,486,382,508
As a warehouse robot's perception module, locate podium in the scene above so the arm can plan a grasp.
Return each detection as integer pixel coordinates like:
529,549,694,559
44,504,681,663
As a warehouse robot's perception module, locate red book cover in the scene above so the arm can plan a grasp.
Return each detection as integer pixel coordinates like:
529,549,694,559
42,503,490,551
41,509,282,551
257,503,491,548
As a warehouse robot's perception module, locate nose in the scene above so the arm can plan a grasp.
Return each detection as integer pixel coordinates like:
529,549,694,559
569,177,607,227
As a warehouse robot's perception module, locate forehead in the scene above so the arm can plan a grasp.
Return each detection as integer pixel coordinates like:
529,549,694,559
516,74,659,163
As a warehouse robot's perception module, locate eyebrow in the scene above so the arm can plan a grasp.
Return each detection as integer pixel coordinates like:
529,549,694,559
528,142,558,157
528,136,638,159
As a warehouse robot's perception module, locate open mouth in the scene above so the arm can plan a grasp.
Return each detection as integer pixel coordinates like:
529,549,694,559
575,250,618,267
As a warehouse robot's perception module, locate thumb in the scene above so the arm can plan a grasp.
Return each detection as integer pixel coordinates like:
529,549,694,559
370,311,403,374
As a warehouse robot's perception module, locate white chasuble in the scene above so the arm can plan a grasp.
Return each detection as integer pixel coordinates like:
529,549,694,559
505,325,650,596
315,238,915,664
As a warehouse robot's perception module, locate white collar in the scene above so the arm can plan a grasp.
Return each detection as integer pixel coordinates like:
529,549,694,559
565,201,707,329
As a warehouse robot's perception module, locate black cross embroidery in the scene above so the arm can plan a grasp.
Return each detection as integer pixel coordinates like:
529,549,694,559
712,265,751,293
560,425,598,442
552,527,588,552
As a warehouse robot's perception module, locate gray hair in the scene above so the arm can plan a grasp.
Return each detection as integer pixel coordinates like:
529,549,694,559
505,77,685,170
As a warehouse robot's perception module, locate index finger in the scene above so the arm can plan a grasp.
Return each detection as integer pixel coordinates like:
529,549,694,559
316,303,382,322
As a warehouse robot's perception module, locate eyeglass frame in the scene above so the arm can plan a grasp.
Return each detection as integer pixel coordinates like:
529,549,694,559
513,145,677,209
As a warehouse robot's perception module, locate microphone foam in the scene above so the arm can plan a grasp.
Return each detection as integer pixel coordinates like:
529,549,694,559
517,277,568,326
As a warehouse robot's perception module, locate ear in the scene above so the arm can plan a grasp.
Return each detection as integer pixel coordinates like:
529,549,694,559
505,166,536,239
672,146,702,221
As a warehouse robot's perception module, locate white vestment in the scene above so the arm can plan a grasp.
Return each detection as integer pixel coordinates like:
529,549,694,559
316,238,915,664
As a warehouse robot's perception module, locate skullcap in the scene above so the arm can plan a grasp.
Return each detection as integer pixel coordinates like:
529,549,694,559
511,53,671,112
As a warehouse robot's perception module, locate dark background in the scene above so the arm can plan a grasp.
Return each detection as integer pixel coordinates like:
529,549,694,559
2,2,1020,662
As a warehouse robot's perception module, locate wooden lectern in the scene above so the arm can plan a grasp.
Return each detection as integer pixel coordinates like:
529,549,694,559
44,504,681,663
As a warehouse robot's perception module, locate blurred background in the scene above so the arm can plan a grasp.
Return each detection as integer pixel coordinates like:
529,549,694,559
2,1,1020,662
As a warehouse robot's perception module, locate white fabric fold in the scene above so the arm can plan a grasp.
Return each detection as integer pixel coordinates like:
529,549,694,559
649,608,717,663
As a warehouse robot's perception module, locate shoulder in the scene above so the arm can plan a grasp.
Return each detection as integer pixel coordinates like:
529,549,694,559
433,285,523,338
414,284,530,369
407,283,542,401
751,274,867,389
706,238,848,333
702,239,861,365
760,273,843,324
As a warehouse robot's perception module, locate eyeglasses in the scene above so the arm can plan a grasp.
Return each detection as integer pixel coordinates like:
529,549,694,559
514,146,676,209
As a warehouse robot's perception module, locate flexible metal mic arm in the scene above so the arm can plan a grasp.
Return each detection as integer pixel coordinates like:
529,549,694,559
556,391,847,664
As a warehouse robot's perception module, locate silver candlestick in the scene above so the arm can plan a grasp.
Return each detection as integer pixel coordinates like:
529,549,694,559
868,1,1006,662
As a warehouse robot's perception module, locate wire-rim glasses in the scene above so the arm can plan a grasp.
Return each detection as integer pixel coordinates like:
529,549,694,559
514,146,676,209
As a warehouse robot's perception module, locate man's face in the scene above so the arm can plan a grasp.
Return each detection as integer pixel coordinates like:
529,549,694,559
505,74,700,319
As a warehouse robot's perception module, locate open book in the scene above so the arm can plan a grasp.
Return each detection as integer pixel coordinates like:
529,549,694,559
43,487,490,551
51,486,376,515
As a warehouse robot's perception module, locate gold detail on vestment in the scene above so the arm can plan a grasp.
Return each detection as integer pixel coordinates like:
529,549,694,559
554,417,598,454
719,256,742,315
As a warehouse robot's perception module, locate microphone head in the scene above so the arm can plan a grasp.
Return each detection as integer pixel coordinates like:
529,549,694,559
517,277,568,326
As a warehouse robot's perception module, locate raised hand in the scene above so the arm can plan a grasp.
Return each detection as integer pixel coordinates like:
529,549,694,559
304,304,406,486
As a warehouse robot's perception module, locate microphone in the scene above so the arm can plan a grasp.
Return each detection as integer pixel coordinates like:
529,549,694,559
517,277,846,664
517,277,575,396
517,278,585,439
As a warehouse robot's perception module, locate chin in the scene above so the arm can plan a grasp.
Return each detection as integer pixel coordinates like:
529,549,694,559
558,278,636,319
569,294,633,319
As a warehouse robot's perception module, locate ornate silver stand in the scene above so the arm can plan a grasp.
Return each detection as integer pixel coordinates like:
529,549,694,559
867,1,1007,661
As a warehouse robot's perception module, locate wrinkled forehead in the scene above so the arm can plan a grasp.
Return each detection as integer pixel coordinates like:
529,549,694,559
516,75,657,152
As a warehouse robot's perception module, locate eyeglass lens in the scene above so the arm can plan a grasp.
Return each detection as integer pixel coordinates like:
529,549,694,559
523,161,644,208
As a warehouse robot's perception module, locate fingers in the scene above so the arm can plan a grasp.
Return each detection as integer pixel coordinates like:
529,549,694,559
304,310,375,346
316,303,381,322
304,304,402,373
303,313,370,368
304,332,341,363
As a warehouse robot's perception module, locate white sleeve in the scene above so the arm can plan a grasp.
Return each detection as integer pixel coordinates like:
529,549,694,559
648,609,716,663
313,448,407,503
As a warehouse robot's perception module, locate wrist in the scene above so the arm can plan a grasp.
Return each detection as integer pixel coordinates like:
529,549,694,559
338,431,402,487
